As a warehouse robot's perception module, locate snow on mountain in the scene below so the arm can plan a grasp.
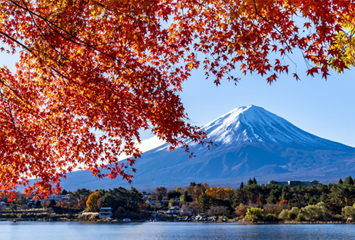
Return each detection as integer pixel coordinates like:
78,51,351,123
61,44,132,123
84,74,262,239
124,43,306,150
59,105,355,191
202,105,347,148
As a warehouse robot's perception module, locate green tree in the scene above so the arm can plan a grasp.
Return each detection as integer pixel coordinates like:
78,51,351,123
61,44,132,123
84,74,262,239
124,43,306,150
97,187,144,217
48,199,56,208
232,188,247,207
278,209,290,220
344,176,354,185
288,207,300,220
100,192,116,209
167,190,182,200
300,202,331,220
245,208,265,222
266,189,280,204
239,182,244,189
156,187,167,200
129,187,144,210
199,193,211,212
180,191,193,203
168,198,174,207
245,184,264,204
342,204,355,219
296,213,305,221
329,184,344,205
280,187,290,201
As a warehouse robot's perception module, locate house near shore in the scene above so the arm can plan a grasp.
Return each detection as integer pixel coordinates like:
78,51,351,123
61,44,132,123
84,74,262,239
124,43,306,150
39,194,70,203
268,180,320,187
166,206,180,216
99,207,113,219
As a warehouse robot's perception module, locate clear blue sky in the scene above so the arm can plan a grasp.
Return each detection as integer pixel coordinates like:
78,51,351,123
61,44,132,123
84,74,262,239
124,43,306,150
179,61,355,148
2,47,355,148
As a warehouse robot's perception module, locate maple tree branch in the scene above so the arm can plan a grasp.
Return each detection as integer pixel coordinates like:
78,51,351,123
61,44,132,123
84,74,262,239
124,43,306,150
0,30,36,57
0,76,57,129
92,0,149,24
21,0,61,55
0,78,12,91
8,1,144,114
1,21,142,124
8,0,167,108
252,0,293,55
47,63,143,119
5,101,19,142
47,65,97,105
20,0,75,75
8,0,120,62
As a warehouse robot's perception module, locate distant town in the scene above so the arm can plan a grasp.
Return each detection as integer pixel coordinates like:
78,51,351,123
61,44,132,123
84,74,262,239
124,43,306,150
2,176,355,223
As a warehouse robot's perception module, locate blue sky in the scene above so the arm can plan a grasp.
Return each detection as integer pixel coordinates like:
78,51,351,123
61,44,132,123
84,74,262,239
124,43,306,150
179,62,355,147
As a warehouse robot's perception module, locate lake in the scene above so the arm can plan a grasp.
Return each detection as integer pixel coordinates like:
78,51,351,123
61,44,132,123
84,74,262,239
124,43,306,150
1,221,355,240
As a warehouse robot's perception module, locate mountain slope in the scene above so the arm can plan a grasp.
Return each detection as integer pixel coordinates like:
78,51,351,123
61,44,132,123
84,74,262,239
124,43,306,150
60,105,355,190
202,105,351,150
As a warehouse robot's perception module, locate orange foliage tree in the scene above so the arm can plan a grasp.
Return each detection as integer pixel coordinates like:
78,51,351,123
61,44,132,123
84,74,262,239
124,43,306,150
0,0,354,198
205,187,234,200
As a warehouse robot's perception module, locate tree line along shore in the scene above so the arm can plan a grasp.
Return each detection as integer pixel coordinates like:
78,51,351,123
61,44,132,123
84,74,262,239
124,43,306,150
2,176,355,223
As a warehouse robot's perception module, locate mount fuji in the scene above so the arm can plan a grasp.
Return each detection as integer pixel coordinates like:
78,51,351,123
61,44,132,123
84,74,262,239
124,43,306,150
60,105,355,190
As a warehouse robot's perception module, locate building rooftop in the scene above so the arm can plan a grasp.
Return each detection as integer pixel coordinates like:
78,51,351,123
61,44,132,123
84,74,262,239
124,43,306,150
268,180,320,187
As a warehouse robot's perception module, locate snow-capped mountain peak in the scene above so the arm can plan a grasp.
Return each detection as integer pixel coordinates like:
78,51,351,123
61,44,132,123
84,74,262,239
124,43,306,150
202,105,337,147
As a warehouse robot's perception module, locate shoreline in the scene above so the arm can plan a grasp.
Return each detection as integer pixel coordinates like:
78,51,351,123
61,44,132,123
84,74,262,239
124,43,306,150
0,217,350,225
0,209,352,224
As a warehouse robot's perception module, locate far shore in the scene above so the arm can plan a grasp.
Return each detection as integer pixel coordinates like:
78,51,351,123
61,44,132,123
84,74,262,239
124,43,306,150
0,212,351,225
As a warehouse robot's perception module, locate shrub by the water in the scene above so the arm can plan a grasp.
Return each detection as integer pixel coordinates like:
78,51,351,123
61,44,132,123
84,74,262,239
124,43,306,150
245,208,265,222
265,214,278,221
296,213,305,221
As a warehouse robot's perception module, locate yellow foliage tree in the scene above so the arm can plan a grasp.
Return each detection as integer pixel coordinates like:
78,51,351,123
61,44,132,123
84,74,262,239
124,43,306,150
330,12,355,72
86,191,102,212
176,187,183,194
205,187,234,200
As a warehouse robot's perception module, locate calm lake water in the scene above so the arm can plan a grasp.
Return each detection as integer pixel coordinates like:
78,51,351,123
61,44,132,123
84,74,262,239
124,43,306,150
1,221,355,240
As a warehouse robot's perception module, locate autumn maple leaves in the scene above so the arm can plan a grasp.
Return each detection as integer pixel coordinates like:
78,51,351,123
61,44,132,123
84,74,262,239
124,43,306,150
0,0,354,198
